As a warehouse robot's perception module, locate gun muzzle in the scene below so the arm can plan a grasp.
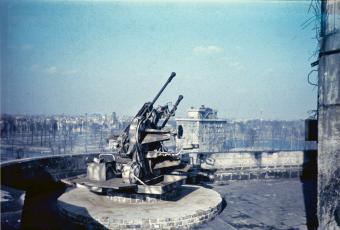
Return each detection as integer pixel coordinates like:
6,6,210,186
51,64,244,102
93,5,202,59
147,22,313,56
160,94,184,128
169,72,176,81
176,95,184,105
151,72,177,105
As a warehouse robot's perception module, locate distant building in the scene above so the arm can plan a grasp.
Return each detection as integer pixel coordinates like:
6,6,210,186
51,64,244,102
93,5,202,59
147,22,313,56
186,106,218,119
176,105,227,152
111,112,117,123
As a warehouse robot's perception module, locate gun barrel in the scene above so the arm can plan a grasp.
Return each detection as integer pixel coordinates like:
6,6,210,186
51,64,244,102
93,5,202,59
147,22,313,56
160,95,183,128
151,72,176,105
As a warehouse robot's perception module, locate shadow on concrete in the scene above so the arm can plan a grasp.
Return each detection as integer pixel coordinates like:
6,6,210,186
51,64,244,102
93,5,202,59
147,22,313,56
2,165,107,230
155,185,199,202
21,187,109,229
219,198,227,214
173,185,198,201
301,150,319,230
1,186,25,230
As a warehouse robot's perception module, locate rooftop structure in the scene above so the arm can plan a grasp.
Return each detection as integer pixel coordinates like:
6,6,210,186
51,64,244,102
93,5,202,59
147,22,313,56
176,106,227,153
187,105,218,119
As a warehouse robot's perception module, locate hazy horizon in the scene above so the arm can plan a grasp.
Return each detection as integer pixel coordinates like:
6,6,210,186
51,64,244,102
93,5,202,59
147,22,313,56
1,0,318,120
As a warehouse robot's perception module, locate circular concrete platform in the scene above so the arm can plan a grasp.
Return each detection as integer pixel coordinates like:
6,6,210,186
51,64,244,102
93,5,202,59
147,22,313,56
58,185,222,229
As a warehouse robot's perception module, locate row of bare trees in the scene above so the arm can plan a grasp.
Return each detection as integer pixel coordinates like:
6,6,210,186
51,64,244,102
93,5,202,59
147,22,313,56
0,115,115,159
224,120,307,151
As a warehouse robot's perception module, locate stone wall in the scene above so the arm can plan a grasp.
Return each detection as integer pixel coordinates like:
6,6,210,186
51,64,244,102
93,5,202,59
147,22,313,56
58,185,223,230
59,199,222,230
199,151,310,181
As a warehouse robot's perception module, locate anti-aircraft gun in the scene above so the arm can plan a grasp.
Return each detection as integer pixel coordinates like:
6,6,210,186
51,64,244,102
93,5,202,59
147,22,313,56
85,72,187,190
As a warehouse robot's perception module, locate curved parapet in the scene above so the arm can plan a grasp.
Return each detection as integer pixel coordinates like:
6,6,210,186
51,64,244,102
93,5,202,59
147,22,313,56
0,153,97,191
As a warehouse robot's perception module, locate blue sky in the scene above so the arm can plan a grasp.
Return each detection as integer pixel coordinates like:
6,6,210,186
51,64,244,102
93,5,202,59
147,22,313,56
1,0,318,119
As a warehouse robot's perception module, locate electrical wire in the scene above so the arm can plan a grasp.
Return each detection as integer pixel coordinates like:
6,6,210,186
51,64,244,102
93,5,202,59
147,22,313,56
307,69,318,88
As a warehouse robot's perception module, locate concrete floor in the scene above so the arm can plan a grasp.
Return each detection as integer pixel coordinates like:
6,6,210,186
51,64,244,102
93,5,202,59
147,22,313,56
199,179,310,230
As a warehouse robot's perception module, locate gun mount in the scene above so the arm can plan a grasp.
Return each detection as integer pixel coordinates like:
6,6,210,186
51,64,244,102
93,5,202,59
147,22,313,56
71,72,189,194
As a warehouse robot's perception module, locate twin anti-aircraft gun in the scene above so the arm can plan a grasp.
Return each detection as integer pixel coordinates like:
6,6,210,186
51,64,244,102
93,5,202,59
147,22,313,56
72,72,190,194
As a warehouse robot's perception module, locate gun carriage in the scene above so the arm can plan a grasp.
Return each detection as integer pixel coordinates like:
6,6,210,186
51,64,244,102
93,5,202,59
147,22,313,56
71,72,189,194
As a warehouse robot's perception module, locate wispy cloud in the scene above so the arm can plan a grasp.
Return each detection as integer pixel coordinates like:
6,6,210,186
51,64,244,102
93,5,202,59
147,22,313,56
228,61,245,70
193,45,224,55
37,65,79,76
45,66,57,75
229,61,241,67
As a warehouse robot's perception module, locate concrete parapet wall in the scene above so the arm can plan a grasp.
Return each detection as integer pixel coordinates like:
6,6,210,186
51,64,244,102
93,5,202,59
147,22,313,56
199,151,311,181
206,151,304,169
215,166,302,182
0,153,97,191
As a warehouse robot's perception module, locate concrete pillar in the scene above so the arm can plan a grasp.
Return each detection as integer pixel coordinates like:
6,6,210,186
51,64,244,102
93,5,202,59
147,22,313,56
317,0,340,229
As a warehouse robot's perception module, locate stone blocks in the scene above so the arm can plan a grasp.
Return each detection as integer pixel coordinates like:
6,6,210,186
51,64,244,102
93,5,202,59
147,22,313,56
58,185,222,229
